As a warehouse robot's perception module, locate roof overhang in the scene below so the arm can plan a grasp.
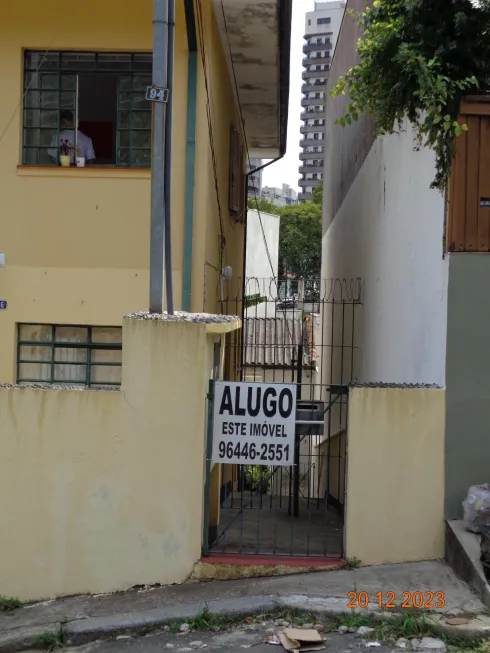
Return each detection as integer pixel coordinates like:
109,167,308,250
213,0,292,159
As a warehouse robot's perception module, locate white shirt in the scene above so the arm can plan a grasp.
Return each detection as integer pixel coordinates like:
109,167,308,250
48,129,95,163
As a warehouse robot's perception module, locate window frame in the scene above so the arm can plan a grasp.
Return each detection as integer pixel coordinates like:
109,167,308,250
22,50,153,169
17,323,122,388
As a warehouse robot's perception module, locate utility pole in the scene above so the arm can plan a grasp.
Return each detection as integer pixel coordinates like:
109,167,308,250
149,0,169,314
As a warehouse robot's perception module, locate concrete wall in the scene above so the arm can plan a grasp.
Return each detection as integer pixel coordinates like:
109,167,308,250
445,254,490,518
346,387,445,565
0,0,244,382
323,0,375,232
0,314,239,601
322,122,448,385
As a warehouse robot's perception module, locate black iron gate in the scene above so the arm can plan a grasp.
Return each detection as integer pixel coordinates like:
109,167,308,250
203,277,363,558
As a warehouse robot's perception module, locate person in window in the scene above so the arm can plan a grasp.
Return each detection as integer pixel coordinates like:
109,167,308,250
48,110,95,165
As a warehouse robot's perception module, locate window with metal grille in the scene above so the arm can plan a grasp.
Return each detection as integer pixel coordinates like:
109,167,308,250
23,51,152,168
17,324,122,388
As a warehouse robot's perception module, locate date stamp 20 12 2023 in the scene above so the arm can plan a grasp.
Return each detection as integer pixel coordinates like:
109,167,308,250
347,591,446,610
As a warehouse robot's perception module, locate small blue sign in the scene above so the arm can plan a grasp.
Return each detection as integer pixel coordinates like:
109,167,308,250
0,301,7,310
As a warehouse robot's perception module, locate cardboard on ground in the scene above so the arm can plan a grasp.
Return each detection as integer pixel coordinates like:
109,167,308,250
278,628,326,652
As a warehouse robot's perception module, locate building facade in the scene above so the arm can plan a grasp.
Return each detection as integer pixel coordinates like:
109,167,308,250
299,0,345,201
261,183,298,207
0,0,291,387
247,157,263,196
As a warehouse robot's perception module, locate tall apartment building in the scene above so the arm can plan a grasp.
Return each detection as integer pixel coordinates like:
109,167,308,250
299,1,345,202
247,157,263,196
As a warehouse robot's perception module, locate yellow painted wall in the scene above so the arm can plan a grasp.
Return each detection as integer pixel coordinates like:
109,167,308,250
191,0,245,314
346,387,445,565
0,316,239,600
0,0,245,382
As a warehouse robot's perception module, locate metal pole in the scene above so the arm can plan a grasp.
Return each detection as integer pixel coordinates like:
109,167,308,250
149,0,169,313
74,74,79,164
164,0,175,314
294,344,303,518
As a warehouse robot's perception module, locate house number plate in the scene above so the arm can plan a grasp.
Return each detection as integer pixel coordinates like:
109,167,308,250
145,85,169,103
0,300,7,309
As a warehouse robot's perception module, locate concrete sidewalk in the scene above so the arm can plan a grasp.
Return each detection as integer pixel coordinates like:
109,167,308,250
0,561,485,652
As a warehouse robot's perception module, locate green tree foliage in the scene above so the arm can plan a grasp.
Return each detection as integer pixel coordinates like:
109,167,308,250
247,196,281,215
312,180,323,205
330,0,490,190
278,201,322,279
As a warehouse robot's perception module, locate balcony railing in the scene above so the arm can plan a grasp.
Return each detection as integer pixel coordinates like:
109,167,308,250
301,97,324,107
301,110,324,121
302,69,328,81
298,192,314,202
299,149,324,160
302,55,331,67
301,81,327,93
299,165,324,174
299,177,322,188
303,41,332,54
300,124,325,134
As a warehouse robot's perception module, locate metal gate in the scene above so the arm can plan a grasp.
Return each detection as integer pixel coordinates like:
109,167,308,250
203,277,363,558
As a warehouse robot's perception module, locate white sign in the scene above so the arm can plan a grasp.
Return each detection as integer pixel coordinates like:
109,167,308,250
145,85,169,103
212,381,297,466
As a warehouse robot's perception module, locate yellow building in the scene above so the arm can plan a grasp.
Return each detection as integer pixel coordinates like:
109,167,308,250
0,0,291,387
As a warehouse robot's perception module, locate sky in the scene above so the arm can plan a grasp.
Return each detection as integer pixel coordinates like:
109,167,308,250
262,0,315,192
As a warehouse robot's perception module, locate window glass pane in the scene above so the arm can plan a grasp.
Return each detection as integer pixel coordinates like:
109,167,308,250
132,111,151,130
25,90,60,109
61,75,77,90
60,91,76,110
24,72,59,90
18,362,51,382
119,76,132,92
98,53,132,70
54,364,86,383
23,148,42,165
119,111,130,129
132,75,151,91
25,52,60,71
55,326,88,342
61,52,96,70
25,110,59,128
119,131,130,148
131,93,148,110
92,327,122,344
131,130,151,149
91,365,122,385
23,128,56,148
131,149,151,167
92,349,122,364
119,93,131,110
133,53,152,71
19,345,51,362
19,325,53,342
54,347,87,363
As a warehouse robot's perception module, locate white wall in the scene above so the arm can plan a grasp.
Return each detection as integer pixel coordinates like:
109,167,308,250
245,209,281,317
321,120,448,385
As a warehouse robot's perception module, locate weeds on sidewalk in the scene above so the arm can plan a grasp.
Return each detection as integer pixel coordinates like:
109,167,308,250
33,627,64,652
169,606,242,633
0,595,23,611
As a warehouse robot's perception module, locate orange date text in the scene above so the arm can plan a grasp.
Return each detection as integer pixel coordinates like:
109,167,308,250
347,591,445,609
